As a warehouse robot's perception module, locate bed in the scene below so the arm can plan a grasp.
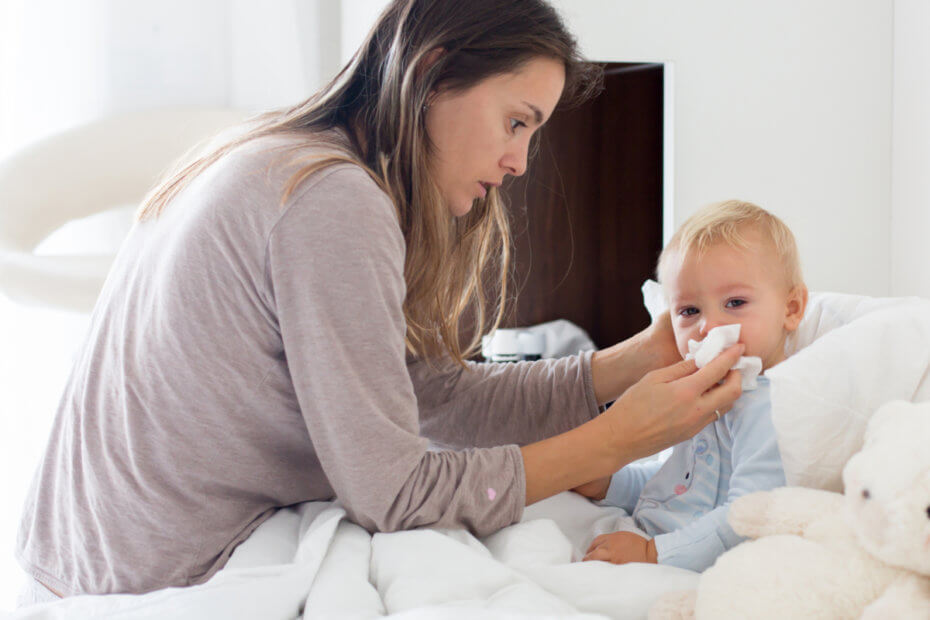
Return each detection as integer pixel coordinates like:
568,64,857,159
10,290,930,619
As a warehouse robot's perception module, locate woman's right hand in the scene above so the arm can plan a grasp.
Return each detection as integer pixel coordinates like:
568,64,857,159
520,344,744,506
603,344,745,463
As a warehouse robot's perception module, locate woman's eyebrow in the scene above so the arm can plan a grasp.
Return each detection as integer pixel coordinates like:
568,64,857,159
521,101,543,124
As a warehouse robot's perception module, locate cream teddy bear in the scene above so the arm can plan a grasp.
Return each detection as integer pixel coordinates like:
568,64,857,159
649,400,930,619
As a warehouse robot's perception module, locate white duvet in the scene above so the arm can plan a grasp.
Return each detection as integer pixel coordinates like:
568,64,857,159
15,291,930,620
13,493,698,619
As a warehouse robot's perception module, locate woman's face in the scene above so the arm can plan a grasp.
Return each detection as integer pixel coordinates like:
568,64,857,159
425,56,566,217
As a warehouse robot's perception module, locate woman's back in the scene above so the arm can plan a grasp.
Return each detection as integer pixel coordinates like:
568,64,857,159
16,133,395,595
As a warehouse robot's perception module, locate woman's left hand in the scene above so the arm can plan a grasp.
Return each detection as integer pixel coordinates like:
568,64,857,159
583,531,658,564
591,311,681,405
645,311,681,366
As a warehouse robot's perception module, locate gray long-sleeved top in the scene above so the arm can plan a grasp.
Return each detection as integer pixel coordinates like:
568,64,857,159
16,132,600,597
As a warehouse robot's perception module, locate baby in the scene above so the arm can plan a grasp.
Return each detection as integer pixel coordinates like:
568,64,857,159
576,199,808,572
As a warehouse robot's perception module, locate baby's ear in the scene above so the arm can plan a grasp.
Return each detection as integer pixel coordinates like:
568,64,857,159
783,284,808,333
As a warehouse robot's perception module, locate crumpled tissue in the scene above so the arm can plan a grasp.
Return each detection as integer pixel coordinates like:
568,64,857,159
686,324,762,391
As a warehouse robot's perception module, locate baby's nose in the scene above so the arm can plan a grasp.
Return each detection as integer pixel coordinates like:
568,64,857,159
700,317,725,336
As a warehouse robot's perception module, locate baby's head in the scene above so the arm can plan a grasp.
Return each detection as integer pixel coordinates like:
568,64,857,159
657,200,808,370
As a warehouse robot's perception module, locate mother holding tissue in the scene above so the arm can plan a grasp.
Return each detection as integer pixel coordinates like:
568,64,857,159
16,0,743,604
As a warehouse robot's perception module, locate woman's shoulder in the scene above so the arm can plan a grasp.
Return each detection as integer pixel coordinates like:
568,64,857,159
202,128,393,226
223,129,379,192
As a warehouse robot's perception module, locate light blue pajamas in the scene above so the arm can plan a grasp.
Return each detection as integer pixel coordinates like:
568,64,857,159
603,376,784,571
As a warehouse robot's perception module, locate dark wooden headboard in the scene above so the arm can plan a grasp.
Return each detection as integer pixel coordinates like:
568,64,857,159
499,62,664,348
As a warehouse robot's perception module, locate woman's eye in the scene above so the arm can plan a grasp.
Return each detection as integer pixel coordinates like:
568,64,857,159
509,118,527,132
726,299,747,308
678,307,698,317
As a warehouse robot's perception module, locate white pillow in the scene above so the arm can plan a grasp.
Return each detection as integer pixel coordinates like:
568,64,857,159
783,291,923,356
768,294,930,492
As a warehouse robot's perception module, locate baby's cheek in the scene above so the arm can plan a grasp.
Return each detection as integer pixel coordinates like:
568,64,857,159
673,331,690,360
742,325,782,365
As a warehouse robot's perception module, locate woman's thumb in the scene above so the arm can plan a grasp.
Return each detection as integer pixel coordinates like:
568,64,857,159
647,358,696,383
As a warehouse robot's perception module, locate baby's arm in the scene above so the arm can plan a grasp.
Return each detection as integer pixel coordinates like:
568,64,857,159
653,393,785,571
573,458,664,505
650,505,734,571
601,458,665,512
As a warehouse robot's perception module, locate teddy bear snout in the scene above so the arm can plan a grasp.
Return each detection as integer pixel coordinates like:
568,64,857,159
845,482,889,546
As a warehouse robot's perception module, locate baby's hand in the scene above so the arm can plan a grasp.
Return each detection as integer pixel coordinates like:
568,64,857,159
583,531,657,564
572,476,611,500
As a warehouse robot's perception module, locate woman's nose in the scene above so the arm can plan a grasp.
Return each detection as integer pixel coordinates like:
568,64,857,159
501,141,529,177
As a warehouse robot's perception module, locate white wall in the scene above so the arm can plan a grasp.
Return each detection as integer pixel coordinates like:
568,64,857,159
0,0,110,157
892,0,930,299
551,0,894,296
340,0,389,62
0,0,340,159
339,0,899,296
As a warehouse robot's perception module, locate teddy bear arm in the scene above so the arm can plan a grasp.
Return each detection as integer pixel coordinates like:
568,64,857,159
648,589,696,620
860,576,930,620
729,487,844,538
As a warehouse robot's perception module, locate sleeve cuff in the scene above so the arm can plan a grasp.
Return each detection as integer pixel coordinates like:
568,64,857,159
505,443,526,526
653,529,726,572
579,349,601,421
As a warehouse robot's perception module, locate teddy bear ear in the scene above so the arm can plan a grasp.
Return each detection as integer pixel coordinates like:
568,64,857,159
863,400,923,445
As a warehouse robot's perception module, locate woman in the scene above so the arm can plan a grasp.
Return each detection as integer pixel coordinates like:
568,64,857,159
16,0,742,604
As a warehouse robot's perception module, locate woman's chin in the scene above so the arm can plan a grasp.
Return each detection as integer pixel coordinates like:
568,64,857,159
448,199,475,218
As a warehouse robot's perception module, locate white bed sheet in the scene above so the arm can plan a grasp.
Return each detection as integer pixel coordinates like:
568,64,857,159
12,492,697,619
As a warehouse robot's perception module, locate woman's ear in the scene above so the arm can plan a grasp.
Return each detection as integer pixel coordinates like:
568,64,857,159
783,284,808,333
417,47,445,80
417,47,445,105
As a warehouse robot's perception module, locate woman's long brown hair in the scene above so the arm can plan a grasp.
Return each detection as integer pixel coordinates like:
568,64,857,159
137,0,602,365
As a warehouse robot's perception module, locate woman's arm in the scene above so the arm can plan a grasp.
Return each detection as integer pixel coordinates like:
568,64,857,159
522,348,744,505
411,352,600,450
412,312,682,450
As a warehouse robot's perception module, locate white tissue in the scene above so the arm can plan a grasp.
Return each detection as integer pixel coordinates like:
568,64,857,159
686,324,762,391
641,279,668,323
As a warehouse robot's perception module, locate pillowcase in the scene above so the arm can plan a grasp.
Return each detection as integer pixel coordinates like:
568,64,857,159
767,294,930,491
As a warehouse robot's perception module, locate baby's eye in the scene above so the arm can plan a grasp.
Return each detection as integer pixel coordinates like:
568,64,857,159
726,299,747,308
509,118,527,133
678,307,699,317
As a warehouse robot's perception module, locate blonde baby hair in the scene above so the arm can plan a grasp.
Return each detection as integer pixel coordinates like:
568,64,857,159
657,199,804,289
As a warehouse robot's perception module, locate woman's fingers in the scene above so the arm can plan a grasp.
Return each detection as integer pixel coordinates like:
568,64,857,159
601,343,746,461
645,357,698,383
678,344,744,393
647,343,743,388
662,345,744,427
698,368,743,421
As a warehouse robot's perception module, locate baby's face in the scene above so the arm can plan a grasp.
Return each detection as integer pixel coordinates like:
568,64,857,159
663,233,797,370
